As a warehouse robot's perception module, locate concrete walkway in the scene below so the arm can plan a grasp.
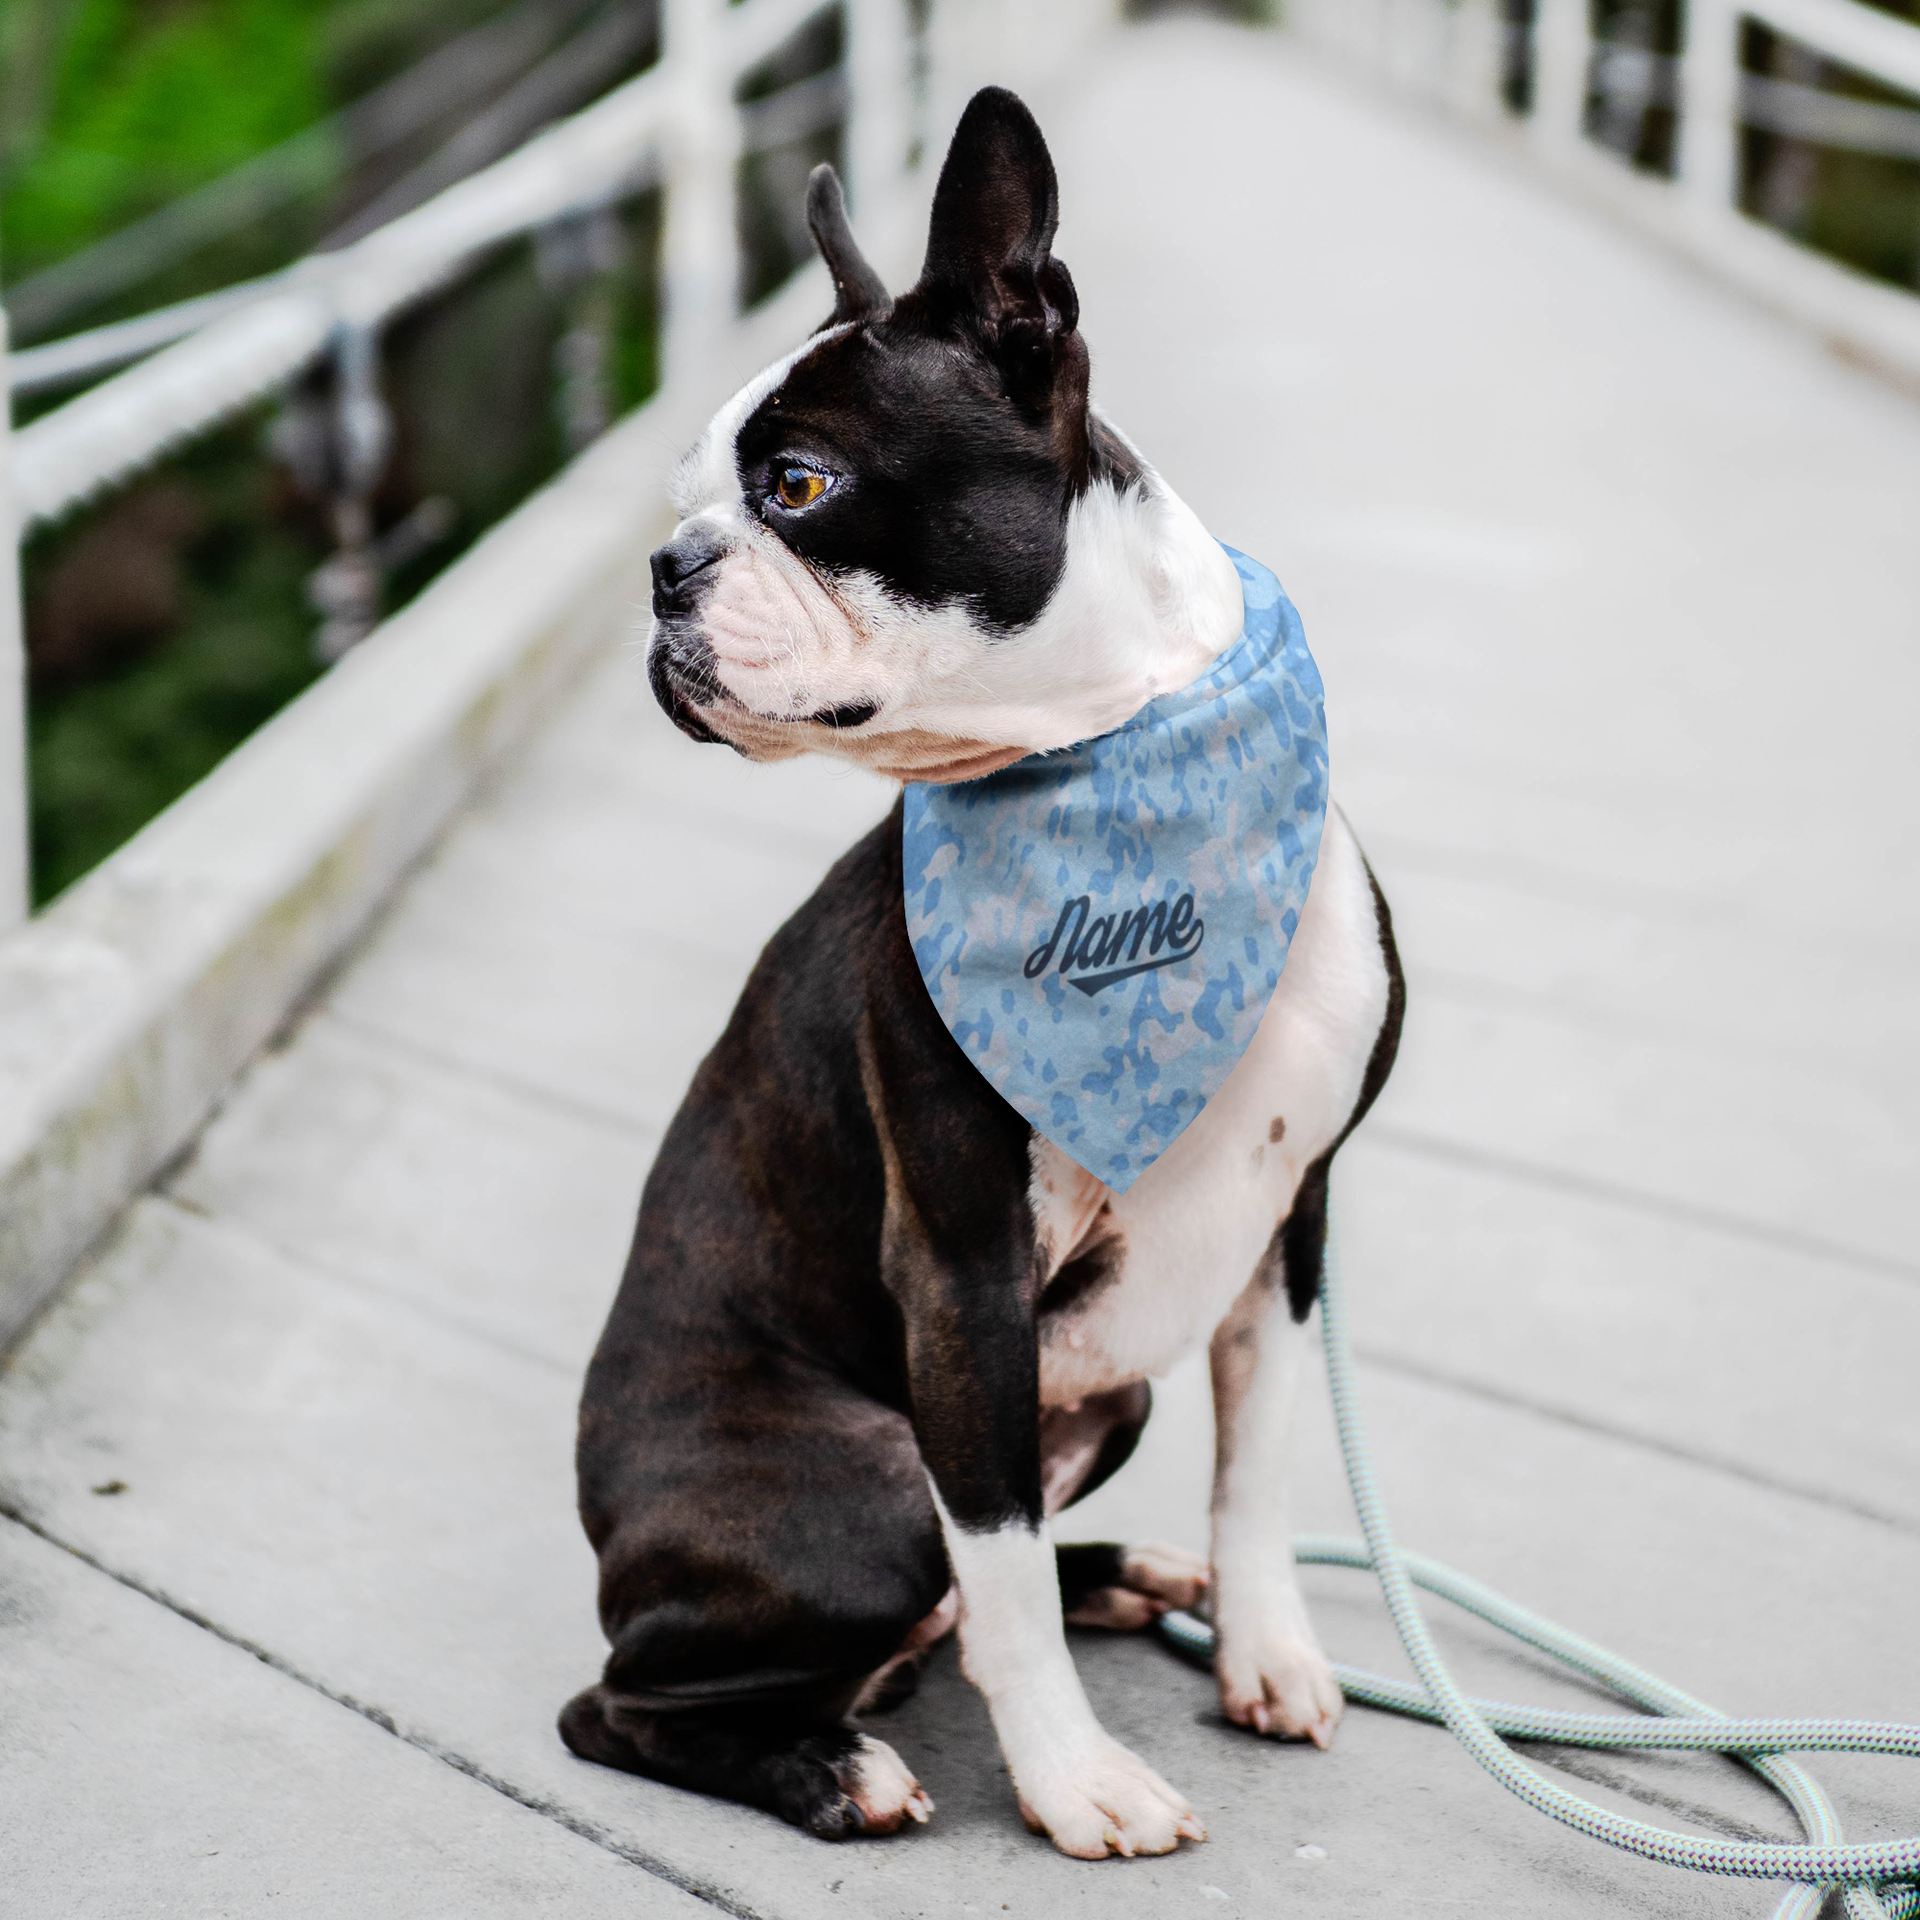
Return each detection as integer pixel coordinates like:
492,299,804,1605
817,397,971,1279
5,17,1919,1917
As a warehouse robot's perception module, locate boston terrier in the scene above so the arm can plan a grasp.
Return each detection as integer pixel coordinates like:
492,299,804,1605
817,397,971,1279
560,87,1404,1859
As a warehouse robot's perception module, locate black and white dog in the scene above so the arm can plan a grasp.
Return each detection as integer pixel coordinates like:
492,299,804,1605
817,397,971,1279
561,87,1403,1859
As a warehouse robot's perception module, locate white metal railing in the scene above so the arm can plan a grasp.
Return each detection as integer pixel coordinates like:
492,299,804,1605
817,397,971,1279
0,38,686,931
0,316,24,926
6,4,808,534
1285,0,1920,376
28,0,1908,944
0,0,1034,934
0,0,1116,1346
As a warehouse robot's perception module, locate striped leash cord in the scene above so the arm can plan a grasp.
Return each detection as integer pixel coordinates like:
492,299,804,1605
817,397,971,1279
1155,1206,1920,1920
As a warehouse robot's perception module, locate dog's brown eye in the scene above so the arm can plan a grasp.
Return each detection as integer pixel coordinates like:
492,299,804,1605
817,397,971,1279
774,467,829,510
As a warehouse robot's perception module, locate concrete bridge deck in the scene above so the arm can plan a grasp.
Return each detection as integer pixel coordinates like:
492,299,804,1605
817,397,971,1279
4,16,1918,1916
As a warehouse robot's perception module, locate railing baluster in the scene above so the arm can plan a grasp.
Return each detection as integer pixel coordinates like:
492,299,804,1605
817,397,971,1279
846,0,913,220
0,311,27,930
660,0,737,393
1445,0,1499,120
1531,0,1593,156
1284,1,1920,397
1678,0,1744,219
309,323,396,663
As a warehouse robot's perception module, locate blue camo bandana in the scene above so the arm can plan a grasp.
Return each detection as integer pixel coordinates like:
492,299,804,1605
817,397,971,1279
901,547,1329,1193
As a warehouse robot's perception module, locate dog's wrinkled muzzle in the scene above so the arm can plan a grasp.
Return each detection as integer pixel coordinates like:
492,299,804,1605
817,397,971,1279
647,628,728,745
646,528,737,744
645,525,884,745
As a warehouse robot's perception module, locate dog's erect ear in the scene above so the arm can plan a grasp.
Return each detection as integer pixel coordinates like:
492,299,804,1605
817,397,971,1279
807,165,890,326
915,87,1081,403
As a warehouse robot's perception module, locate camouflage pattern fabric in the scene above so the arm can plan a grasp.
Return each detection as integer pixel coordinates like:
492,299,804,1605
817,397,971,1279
902,547,1328,1191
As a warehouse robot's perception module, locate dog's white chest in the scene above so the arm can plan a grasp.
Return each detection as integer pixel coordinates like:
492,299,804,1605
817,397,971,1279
1029,808,1389,1407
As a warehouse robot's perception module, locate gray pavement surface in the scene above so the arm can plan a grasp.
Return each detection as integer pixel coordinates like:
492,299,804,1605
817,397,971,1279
5,17,1919,1917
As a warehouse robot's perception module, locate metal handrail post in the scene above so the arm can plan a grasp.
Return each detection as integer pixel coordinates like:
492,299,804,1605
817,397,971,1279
660,0,736,393
846,0,912,222
310,322,398,662
0,311,28,930
1446,0,1508,120
1679,0,1744,219
1531,0,1592,155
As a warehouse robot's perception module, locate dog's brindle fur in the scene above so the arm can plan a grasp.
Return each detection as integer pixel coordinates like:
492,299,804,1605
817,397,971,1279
563,89,1405,1858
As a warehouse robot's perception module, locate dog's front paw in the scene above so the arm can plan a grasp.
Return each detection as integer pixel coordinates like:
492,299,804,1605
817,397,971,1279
1015,1737,1206,1859
800,1733,934,1839
1065,1540,1209,1630
1215,1628,1343,1748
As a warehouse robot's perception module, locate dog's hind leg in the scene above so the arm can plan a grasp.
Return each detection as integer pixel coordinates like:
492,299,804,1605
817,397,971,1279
1040,1382,1209,1630
559,1685,932,1838
567,1366,949,1839
1056,1541,1209,1630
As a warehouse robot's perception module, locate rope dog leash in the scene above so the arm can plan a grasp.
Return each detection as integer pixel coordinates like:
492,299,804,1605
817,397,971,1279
1156,1208,1920,1919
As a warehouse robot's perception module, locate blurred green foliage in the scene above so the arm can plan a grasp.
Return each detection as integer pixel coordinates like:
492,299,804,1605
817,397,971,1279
5,0,661,905
0,0,508,287
22,414,329,899
19,195,659,903
2,0,322,280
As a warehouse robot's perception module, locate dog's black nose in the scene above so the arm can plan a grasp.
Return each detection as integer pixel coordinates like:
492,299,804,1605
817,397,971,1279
650,529,727,617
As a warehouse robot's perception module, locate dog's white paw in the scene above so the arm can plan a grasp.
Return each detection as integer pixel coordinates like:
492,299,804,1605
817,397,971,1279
1065,1540,1210,1630
1015,1736,1206,1859
839,1733,934,1834
1215,1628,1343,1748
